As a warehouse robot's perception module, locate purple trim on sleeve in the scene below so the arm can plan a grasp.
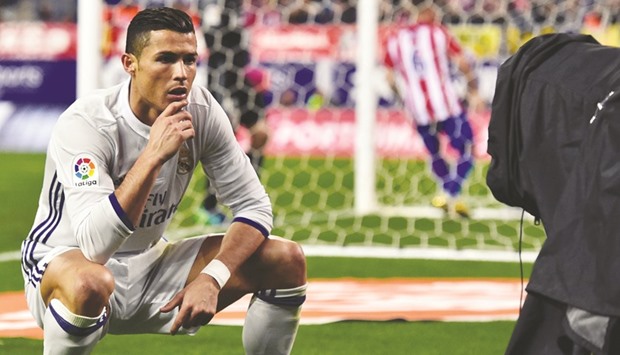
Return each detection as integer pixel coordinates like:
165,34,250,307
108,193,135,231
232,217,269,238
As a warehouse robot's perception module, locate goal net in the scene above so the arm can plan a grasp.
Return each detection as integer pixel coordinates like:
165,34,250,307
98,0,615,261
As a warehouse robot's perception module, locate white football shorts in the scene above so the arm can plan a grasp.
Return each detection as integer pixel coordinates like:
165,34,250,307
24,234,222,336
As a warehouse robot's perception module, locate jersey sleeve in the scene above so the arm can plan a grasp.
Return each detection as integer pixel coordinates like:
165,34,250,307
50,109,133,264
442,25,463,57
198,91,273,237
383,31,397,68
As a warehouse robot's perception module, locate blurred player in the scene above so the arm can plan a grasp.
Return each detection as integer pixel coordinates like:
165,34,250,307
20,7,306,354
383,3,484,218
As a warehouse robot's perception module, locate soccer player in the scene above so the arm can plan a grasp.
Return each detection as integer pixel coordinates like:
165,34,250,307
20,7,306,354
383,4,484,217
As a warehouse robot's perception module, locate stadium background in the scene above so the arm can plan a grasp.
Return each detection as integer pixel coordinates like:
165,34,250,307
0,0,615,353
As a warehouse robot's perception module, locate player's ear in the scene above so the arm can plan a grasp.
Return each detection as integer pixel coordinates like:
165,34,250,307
121,53,137,75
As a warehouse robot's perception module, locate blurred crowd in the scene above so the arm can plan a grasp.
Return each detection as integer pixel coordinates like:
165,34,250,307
239,0,616,31
3,0,619,110
240,0,620,34
0,0,77,22
1,0,619,32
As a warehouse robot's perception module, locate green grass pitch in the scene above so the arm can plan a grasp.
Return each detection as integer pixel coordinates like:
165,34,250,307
0,152,534,354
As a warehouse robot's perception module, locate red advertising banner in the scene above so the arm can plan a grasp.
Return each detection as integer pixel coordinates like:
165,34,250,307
0,22,77,60
259,108,490,160
249,24,400,62
250,25,350,62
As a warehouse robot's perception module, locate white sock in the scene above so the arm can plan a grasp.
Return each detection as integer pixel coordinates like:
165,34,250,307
242,284,308,355
43,299,108,355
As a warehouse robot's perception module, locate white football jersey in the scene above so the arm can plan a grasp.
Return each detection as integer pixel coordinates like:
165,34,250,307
384,23,464,126
21,80,272,286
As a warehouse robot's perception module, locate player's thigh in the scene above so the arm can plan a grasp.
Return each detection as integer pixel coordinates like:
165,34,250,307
188,234,306,291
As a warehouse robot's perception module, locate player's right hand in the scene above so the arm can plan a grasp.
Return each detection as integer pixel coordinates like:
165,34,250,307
147,100,195,163
160,273,221,335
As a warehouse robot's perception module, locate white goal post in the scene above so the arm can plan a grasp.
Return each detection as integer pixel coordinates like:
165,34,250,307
76,0,103,99
354,0,378,215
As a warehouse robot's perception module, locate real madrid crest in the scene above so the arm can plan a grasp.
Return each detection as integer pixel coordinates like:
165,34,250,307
177,143,193,175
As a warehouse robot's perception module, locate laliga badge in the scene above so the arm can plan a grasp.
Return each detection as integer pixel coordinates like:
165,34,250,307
73,154,99,187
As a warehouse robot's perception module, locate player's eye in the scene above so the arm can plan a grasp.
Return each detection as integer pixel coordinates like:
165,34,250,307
183,55,197,65
157,53,177,63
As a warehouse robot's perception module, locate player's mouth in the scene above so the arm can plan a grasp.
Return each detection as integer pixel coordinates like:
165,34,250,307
167,86,188,101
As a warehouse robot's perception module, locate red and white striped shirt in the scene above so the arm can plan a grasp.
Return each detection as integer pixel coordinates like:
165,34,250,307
384,22,464,126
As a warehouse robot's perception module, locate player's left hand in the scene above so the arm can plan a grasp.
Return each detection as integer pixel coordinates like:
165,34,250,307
160,274,221,335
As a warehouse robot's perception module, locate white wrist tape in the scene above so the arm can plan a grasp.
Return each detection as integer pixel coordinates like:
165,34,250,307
200,259,231,289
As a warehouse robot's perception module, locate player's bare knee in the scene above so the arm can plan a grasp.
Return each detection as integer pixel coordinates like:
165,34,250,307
272,238,306,284
288,241,307,281
70,266,114,314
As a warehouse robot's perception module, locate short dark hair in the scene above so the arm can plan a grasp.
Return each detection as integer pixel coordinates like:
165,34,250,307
125,7,195,56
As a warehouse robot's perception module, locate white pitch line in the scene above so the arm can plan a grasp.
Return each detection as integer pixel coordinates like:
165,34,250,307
0,251,20,262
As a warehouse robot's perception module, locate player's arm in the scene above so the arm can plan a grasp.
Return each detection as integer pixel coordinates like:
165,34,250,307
162,221,266,334
197,90,273,235
114,100,194,226
454,52,486,113
446,30,485,113
454,51,478,93
58,100,194,264
52,109,132,264
161,91,272,333
382,33,404,102
385,67,397,92
162,201,269,335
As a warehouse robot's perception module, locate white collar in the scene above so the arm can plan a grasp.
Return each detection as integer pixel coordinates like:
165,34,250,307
119,79,151,139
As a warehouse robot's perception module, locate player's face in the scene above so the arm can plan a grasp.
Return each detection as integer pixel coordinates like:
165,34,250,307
127,29,198,124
